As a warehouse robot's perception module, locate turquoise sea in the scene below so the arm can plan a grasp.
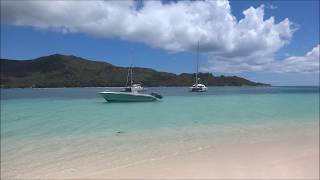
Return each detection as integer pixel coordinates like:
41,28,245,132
1,86,319,178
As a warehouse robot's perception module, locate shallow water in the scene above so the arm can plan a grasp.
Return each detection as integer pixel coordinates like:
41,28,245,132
1,86,319,178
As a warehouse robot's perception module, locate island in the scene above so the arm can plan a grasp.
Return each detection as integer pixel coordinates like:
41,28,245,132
0,54,270,88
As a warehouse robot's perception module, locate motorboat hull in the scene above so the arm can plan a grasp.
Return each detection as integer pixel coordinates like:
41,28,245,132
98,92,158,102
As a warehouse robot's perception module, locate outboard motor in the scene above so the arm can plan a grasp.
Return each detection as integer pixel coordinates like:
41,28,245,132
151,92,163,99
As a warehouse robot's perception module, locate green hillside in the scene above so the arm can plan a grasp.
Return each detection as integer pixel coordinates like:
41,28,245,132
0,54,270,88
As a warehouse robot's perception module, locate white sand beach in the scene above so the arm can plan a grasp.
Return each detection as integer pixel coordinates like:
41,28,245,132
86,133,319,179
2,120,319,179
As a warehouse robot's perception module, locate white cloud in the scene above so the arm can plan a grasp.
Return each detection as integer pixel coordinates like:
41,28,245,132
204,44,319,73
272,45,319,73
1,0,316,74
269,4,277,10
1,0,293,52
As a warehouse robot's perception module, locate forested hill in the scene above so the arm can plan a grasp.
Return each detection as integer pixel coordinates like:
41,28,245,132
1,54,270,88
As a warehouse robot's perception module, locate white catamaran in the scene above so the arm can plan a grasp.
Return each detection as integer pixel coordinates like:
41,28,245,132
190,42,207,92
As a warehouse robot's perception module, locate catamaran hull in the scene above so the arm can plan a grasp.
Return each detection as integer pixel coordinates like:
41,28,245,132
98,92,158,102
190,87,207,92
189,85,208,92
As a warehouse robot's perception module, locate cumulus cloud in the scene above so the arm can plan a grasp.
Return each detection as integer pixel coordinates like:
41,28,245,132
268,4,277,10
205,44,319,73
272,45,319,73
1,0,316,74
1,0,293,52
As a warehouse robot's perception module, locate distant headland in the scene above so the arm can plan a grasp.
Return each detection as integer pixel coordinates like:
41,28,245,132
0,54,270,88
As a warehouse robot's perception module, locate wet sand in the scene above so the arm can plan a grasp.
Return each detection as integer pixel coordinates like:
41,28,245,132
2,122,318,179
84,133,319,179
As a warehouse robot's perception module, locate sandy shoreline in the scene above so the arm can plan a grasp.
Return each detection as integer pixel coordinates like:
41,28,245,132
2,122,319,179
83,134,319,179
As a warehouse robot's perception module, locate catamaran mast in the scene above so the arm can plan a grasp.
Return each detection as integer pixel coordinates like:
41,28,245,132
130,45,134,87
130,64,133,86
126,66,130,86
196,41,199,85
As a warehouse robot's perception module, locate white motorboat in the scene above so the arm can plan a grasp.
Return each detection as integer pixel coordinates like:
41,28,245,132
98,90,161,102
98,49,162,102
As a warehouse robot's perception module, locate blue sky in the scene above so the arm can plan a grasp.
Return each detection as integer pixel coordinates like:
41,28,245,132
1,0,319,85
